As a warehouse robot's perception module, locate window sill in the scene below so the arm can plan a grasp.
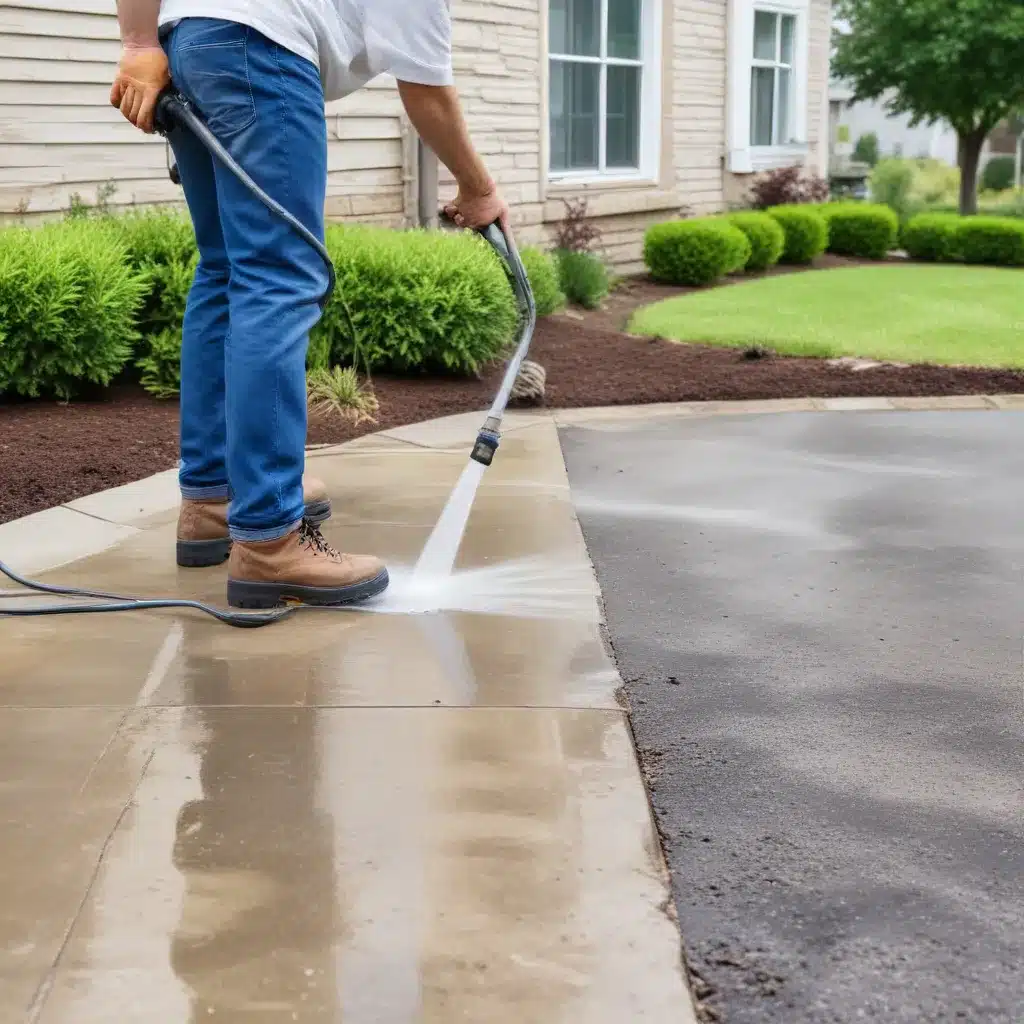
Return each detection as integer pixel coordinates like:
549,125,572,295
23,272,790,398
749,144,810,172
547,170,659,190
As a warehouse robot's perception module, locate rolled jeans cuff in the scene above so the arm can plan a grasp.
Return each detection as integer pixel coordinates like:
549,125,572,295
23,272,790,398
229,518,302,544
181,483,230,501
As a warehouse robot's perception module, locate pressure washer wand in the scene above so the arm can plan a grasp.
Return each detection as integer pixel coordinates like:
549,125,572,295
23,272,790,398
464,223,538,467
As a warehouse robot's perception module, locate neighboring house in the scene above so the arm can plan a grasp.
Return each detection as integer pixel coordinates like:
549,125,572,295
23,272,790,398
829,84,959,167
1,0,832,269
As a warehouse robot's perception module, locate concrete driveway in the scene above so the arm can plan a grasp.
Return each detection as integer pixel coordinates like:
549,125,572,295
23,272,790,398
562,407,1024,1022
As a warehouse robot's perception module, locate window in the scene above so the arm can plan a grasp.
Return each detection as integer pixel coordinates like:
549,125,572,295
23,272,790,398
750,10,796,147
548,0,658,178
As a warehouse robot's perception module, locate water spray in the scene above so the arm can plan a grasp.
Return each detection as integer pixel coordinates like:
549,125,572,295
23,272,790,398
0,89,536,628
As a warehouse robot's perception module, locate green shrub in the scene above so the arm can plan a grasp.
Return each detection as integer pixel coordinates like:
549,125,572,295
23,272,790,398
0,222,147,399
314,225,518,375
955,216,1024,266
819,203,898,259
766,206,828,264
136,327,183,399
870,158,917,218
852,132,879,167
643,219,752,286
520,246,565,316
900,213,962,262
727,212,785,271
982,155,1016,194
109,209,196,337
555,249,610,308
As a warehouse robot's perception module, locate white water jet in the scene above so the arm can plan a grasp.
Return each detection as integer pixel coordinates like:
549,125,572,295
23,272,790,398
413,459,488,580
356,556,598,620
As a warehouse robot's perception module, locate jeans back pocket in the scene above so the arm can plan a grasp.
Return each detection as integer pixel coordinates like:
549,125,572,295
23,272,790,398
173,20,256,138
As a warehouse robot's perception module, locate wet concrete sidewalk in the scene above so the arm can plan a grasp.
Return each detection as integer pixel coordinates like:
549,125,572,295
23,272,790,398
0,414,694,1023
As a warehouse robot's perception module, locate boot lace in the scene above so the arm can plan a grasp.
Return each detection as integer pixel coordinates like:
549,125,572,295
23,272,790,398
297,519,341,558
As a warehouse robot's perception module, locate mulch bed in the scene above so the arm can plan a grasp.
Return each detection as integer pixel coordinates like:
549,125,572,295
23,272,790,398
3,262,1022,524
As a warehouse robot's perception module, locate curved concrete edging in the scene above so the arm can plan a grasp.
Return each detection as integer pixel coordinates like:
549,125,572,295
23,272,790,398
1,394,1020,577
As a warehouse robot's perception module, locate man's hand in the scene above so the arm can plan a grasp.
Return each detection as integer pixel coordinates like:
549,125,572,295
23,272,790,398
443,183,510,232
110,45,170,134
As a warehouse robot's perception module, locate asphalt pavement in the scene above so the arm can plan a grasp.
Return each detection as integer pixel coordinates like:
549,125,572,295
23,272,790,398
562,410,1023,1023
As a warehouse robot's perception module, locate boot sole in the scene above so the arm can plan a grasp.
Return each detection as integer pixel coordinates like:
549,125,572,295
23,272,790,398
177,500,333,568
226,569,390,609
177,537,231,568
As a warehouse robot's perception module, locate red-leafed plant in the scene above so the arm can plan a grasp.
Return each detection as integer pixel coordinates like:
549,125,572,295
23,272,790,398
552,197,603,253
748,166,830,209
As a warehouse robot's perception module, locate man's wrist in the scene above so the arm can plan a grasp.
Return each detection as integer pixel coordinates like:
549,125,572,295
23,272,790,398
122,39,163,51
456,172,496,198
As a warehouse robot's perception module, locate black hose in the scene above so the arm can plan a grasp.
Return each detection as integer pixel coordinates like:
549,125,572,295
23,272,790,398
155,91,336,309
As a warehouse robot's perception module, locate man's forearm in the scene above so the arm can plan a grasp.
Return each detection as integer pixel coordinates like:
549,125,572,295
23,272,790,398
116,0,162,47
397,82,492,194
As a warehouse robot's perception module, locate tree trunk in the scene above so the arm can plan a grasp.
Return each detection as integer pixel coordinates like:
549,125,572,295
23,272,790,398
957,128,986,215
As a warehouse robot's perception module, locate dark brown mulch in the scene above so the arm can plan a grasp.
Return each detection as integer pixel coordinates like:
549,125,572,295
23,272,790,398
2,265,1022,525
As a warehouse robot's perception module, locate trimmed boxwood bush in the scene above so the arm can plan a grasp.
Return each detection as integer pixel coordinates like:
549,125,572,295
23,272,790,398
900,212,961,262
521,246,565,316
955,216,1024,267
766,206,828,264
820,203,898,259
316,225,519,375
727,211,785,271
555,249,610,309
0,222,148,399
981,155,1016,194
643,219,752,286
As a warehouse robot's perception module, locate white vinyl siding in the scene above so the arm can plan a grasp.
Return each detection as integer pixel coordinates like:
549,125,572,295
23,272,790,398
0,0,411,222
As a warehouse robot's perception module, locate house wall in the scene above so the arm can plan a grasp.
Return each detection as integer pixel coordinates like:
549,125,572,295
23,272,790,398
445,0,830,271
0,0,414,223
446,0,727,274
2,0,832,272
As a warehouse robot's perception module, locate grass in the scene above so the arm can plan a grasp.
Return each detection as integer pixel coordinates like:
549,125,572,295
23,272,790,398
630,265,1024,369
307,366,379,426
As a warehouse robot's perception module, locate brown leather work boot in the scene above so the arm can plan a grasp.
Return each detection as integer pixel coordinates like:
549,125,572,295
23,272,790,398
176,476,333,568
226,520,389,608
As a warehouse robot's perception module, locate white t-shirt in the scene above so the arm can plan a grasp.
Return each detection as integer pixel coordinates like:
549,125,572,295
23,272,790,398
158,0,454,102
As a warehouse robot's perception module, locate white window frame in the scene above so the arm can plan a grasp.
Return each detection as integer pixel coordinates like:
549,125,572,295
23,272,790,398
547,0,663,185
726,0,809,174
750,10,796,146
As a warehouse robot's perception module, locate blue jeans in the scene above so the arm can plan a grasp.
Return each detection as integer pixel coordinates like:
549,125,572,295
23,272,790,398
163,18,327,541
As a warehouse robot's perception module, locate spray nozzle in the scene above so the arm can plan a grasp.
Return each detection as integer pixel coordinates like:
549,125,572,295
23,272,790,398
471,430,501,467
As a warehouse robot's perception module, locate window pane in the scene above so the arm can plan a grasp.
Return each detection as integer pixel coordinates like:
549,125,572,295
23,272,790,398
777,67,791,143
608,0,642,59
753,10,777,61
780,15,795,65
549,0,600,57
549,60,600,171
606,64,641,167
750,66,775,146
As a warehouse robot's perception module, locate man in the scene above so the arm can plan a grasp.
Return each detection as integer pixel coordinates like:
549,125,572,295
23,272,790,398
110,0,508,609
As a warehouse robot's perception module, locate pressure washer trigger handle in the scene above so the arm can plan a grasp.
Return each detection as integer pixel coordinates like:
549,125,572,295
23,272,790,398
153,87,185,136
478,221,510,260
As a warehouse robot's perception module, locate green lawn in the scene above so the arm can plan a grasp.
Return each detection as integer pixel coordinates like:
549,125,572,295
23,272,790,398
630,265,1024,368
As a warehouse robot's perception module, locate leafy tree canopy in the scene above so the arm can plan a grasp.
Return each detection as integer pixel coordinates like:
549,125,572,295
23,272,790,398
833,0,1024,211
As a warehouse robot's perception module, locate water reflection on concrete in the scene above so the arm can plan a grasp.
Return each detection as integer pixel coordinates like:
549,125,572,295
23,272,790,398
2,421,693,1023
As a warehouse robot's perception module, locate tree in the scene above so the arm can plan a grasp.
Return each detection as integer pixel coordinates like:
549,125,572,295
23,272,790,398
852,132,879,167
832,0,1024,214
